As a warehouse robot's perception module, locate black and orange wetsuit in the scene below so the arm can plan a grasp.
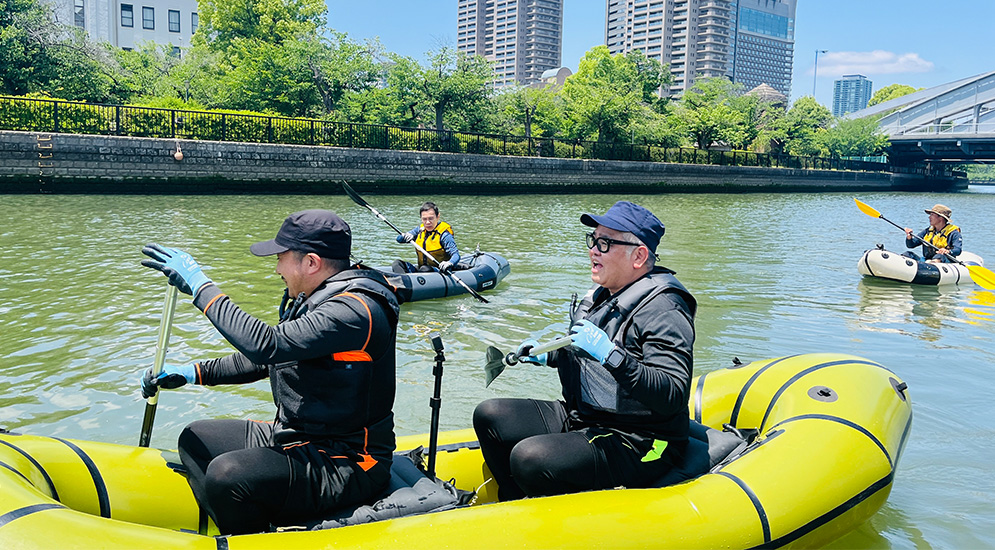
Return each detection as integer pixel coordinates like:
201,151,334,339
178,268,401,534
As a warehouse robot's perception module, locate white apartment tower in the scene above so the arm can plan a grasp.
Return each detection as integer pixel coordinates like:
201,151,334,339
605,0,795,97
51,0,199,52
457,0,564,88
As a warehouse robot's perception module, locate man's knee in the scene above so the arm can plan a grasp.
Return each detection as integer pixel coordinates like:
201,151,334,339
473,398,515,435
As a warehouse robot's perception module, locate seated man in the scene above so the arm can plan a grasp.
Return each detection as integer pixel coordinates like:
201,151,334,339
903,203,962,263
392,201,461,274
473,201,696,500
139,210,401,535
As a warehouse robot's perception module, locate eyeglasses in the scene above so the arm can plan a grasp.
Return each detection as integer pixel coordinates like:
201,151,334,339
585,232,642,254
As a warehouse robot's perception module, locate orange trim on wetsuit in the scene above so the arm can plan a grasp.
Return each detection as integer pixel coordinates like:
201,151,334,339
202,293,226,315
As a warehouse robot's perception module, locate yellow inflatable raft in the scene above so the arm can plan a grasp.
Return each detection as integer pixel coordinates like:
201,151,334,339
0,353,912,549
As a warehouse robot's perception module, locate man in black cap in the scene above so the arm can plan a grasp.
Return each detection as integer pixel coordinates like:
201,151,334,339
473,201,696,501
139,209,401,535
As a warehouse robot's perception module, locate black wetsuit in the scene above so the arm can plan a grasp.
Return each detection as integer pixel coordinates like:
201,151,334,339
179,268,400,534
474,267,696,501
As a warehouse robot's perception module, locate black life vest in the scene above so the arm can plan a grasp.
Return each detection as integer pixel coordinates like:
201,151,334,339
560,267,697,437
270,269,401,463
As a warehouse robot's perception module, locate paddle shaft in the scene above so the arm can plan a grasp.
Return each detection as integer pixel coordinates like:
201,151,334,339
139,285,179,448
342,182,488,303
504,336,574,366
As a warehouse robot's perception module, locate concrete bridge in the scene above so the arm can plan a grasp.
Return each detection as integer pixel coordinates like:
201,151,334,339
848,71,995,166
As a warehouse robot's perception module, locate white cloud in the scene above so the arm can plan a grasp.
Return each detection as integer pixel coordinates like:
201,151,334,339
813,50,934,76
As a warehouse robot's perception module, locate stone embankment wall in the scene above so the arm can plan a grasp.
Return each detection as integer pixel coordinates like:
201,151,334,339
0,130,964,194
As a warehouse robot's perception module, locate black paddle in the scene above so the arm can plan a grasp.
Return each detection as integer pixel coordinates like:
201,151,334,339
854,198,995,290
484,336,573,387
139,285,178,447
342,182,489,303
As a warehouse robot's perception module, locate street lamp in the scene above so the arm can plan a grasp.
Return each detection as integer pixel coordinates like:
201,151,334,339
813,49,828,99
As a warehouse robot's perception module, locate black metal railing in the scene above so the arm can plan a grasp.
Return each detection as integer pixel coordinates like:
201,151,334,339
0,95,899,173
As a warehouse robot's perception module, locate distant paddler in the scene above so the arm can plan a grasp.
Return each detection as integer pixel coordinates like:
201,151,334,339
392,201,462,274
904,204,962,264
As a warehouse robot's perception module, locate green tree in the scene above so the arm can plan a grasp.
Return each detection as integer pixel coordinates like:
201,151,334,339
197,0,327,49
1,0,120,101
675,78,747,150
867,84,919,107
306,33,384,115
624,50,672,111
820,116,889,157
769,96,833,156
497,85,564,139
417,46,493,131
561,46,643,142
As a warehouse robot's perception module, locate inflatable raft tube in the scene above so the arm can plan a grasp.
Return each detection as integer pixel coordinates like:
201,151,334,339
0,353,912,549
374,251,510,302
858,246,984,286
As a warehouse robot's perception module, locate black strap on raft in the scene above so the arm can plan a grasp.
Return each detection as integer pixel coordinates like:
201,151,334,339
427,333,445,480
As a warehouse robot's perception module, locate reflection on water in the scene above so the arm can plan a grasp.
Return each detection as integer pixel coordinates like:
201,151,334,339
2,191,995,548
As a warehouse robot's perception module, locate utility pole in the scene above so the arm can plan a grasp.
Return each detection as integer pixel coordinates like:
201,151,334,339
813,50,828,100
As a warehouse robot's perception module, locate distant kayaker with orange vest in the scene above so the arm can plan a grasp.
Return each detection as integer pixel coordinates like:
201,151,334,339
903,204,962,263
392,201,462,273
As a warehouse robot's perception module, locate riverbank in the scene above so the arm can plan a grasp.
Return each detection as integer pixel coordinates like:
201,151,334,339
0,130,967,193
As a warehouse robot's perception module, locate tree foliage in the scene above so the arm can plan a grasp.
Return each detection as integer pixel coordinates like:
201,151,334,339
561,46,645,142
821,116,889,157
867,84,919,107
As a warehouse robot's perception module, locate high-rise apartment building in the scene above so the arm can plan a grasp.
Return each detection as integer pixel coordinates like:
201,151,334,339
51,0,199,52
730,0,795,96
457,0,563,88
605,0,796,97
832,74,873,117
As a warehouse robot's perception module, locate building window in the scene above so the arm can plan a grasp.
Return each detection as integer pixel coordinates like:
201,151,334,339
168,9,180,32
142,6,154,29
74,0,85,28
191,12,198,33
121,4,133,26
171,46,181,57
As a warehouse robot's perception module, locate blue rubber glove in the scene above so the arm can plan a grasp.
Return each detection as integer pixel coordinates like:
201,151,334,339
140,363,198,399
438,261,453,273
569,320,615,364
141,244,212,297
516,339,547,366
397,232,414,243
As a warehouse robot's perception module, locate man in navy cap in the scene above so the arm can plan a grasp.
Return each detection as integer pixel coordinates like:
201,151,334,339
139,210,401,534
474,201,696,500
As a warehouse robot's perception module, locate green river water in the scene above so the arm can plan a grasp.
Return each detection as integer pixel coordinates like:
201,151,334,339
2,189,994,548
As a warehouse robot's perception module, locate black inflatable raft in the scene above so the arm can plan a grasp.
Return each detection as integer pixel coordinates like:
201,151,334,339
375,251,510,303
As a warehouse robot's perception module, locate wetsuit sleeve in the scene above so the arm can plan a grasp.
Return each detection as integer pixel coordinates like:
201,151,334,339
947,229,962,256
907,228,927,249
608,294,694,417
194,352,269,386
441,232,461,265
191,284,385,366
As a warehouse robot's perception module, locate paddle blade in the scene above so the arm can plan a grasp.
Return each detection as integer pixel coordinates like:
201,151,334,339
341,181,369,207
484,346,507,387
854,198,882,219
966,264,995,290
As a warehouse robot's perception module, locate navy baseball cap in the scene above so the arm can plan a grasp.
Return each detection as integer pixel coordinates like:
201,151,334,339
250,210,352,259
581,201,666,253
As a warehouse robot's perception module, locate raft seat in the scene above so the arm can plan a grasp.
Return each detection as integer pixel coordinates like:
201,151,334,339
651,420,751,488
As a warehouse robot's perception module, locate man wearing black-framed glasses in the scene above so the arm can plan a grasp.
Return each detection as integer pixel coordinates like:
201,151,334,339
474,200,697,501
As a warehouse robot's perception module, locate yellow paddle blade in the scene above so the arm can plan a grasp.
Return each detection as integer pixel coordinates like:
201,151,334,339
854,198,882,219
966,264,995,290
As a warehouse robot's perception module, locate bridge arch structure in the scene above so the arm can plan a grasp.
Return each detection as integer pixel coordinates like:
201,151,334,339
847,71,995,166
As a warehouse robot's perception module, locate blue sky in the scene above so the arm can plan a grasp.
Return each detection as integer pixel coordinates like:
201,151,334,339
327,0,994,106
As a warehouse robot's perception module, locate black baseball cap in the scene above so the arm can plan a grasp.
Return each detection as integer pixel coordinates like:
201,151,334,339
581,201,666,253
250,210,351,259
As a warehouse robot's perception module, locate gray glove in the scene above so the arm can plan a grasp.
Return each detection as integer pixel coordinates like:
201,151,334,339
396,232,415,243
438,261,453,272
